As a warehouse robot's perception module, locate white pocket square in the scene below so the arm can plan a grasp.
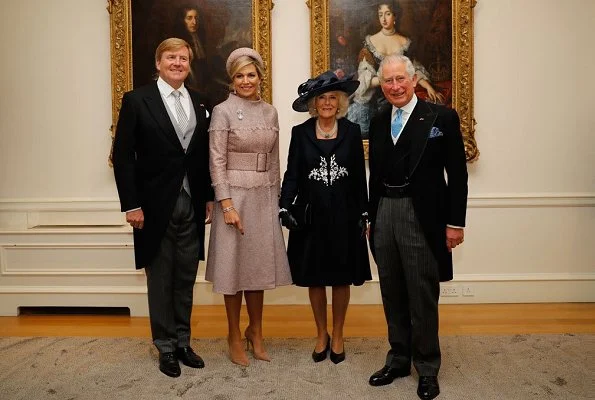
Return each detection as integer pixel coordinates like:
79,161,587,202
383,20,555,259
429,127,443,138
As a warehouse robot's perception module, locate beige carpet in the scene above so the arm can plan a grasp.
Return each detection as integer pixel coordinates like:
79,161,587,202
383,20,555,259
0,335,593,399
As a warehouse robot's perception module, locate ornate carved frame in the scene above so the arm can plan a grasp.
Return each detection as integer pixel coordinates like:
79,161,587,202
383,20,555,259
107,0,274,163
307,0,479,161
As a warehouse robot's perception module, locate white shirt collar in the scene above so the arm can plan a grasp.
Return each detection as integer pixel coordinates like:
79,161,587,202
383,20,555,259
156,77,188,98
391,94,418,118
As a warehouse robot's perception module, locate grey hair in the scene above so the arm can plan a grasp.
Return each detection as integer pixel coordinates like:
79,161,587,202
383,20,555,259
307,91,350,119
378,54,415,80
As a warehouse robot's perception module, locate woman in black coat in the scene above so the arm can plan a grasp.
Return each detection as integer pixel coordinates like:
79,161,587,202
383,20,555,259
280,71,371,364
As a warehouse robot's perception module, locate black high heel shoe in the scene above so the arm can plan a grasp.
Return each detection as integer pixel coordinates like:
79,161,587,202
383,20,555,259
330,343,345,364
311,334,330,362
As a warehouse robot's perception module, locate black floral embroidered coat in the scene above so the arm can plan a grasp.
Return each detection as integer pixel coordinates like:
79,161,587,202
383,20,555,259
280,117,371,287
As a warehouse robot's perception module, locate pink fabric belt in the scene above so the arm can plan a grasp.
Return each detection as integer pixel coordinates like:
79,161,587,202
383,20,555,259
227,152,272,172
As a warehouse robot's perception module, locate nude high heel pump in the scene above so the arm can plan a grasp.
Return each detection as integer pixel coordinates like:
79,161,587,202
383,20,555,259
228,336,249,366
244,328,271,362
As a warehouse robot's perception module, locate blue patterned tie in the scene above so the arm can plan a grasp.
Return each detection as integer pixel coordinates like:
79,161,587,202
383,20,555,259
391,108,403,141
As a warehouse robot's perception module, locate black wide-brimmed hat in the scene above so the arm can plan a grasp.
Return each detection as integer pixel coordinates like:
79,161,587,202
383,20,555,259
292,71,360,112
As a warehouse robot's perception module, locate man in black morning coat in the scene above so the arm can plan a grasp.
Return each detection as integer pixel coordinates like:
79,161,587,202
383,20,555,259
367,54,468,400
112,38,214,378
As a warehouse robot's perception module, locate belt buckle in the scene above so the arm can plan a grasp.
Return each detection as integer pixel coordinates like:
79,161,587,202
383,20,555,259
256,153,267,172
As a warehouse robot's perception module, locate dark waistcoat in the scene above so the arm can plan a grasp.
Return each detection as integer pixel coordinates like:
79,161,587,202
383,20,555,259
383,128,414,186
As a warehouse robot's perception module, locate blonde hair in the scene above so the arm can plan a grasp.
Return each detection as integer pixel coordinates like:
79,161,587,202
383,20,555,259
154,37,193,64
227,55,265,92
307,91,350,119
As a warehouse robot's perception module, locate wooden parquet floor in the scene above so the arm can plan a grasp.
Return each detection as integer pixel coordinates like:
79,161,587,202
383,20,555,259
0,303,593,337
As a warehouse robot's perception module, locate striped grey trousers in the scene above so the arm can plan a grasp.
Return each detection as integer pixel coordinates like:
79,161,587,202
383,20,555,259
145,190,200,354
373,196,441,376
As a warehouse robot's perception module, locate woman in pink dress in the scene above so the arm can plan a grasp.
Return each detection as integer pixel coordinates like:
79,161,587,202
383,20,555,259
206,48,292,366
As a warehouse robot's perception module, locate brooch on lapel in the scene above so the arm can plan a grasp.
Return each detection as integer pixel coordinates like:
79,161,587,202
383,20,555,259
200,104,210,118
237,110,244,120
429,126,443,138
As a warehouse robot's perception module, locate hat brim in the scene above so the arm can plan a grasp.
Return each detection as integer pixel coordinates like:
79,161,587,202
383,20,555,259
292,80,360,112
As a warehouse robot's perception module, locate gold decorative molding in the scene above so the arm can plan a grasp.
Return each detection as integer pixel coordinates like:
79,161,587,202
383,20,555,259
253,0,274,103
452,0,478,162
108,0,273,165
307,0,330,79
107,0,131,166
308,0,479,162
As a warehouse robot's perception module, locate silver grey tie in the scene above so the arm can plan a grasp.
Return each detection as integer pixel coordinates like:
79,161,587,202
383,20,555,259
172,90,188,132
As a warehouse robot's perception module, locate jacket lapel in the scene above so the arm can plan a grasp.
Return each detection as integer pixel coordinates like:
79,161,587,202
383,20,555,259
405,100,438,176
328,118,348,153
185,89,206,155
143,83,183,151
373,107,393,168
303,118,319,148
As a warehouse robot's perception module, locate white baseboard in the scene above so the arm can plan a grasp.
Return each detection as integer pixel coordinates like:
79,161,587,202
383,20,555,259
0,290,149,317
0,275,593,316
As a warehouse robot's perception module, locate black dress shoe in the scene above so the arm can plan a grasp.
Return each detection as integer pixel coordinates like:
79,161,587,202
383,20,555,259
330,349,345,364
175,346,205,368
311,335,330,362
417,376,440,400
369,365,411,386
159,352,181,377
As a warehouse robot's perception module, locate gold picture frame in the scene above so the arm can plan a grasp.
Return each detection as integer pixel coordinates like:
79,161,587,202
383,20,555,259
107,0,274,163
307,0,478,162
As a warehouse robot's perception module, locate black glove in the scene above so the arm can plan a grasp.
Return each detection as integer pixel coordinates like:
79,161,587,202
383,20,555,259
358,213,369,238
279,209,299,230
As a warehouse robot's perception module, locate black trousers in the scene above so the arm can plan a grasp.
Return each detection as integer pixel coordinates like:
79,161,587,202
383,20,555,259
373,197,441,376
145,190,200,353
